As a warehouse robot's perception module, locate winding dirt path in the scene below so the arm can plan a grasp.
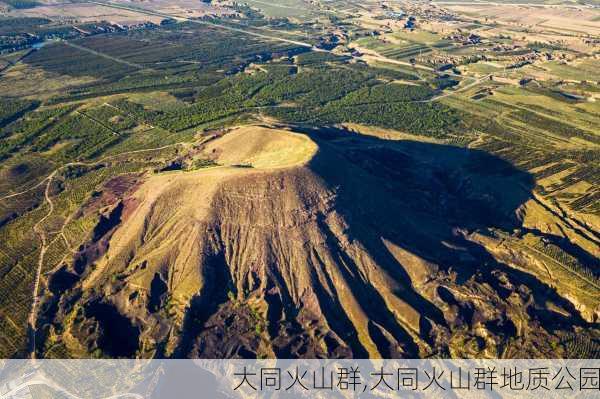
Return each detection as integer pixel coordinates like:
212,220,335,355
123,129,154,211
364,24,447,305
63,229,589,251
0,143,185,202
29,170,58,358
4,142,188,358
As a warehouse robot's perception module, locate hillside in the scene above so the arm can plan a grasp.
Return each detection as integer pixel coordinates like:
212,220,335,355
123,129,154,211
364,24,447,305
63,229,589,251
0,0,598,362
37,125,599,359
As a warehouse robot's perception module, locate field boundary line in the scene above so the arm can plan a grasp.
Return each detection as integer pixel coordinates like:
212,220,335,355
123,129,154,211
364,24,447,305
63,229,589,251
61,40,150,70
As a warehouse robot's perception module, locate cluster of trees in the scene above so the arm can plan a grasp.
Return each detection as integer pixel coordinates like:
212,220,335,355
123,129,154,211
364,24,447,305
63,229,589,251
562,332,600,358
432,76,459,90
355,64,420,81
0,105,73,160
25,42,137,78
251,66,376,107
381,44,430,60
535,240,599,281
82,105,137,131
38,24,307,104
0,98,38,128
109,65,294,132
336,83,435,105
49,69,220,105
526,41,568,51
270,101,458,138
157,71,273,130
103,59,458,138
110,99,164,126
31,113,121,160
570,189,599,213
294,51,349,66
16,21,462,144
121,23,304,68
510,109,599,145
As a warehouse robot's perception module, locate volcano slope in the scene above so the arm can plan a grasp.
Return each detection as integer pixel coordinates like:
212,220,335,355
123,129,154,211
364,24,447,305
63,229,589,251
38,125,599,359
